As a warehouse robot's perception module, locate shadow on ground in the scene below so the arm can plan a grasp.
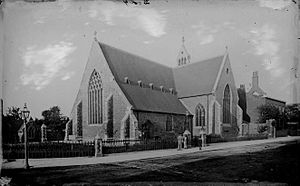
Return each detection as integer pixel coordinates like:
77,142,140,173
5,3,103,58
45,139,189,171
2,143,300,186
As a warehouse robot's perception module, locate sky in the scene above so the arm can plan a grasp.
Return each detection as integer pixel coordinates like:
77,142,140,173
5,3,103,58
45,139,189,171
2,0,299,118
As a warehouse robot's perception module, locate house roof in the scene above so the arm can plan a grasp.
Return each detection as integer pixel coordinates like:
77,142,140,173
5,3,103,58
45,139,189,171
98,42,188,115
173,55,225,98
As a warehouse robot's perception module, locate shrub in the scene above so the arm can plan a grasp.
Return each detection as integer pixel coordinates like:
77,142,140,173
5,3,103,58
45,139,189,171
257,125,268,134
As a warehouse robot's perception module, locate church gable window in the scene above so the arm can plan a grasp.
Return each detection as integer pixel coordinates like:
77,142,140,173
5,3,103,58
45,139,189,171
88,70,103,124
195,104,205,127
223,84,231,123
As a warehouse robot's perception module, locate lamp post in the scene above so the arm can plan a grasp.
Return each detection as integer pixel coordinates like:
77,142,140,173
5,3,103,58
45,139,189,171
21,103,30,169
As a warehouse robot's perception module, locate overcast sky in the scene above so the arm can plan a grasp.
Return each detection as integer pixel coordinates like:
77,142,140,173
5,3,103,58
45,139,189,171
2,0,298,118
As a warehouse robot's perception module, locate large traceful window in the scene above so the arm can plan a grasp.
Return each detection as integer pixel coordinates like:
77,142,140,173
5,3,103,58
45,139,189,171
223,84,231,123
88,70,103,124
195,104,205,127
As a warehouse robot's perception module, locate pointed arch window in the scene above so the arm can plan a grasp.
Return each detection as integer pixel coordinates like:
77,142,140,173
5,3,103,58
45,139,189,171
195,104,205,127
223,84,231,123
88,70,103,124
124,116,130,139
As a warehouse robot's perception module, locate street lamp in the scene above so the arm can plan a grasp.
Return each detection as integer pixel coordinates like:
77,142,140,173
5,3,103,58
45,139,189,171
21,103,30,169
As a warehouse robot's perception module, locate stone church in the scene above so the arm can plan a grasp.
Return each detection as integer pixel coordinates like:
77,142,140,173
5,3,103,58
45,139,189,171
65,36,242,141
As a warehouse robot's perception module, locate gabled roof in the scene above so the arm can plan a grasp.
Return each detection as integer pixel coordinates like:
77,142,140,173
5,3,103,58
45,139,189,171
173,55,225,98
98,42,188,115
99,42,175,89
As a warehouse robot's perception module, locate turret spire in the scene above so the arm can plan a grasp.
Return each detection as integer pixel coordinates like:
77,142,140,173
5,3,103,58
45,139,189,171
177,36,191,67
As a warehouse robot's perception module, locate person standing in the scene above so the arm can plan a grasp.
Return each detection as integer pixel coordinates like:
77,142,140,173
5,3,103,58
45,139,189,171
177,134,183,150
198,136,202,150
183,135,188,149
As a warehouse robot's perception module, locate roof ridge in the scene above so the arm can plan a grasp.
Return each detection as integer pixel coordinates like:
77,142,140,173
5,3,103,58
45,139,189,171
98,41,172,70
173,54,224,69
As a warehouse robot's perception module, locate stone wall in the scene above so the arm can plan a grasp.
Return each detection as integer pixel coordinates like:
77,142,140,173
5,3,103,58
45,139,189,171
214,55,239,129
238,122,268,136
246,94,265,123
180,95,213,136
134,111,190,138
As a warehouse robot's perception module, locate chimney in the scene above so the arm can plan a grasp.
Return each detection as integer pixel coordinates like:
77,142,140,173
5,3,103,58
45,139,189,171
252,71,259,89
248,71,266,96
240,84,245,90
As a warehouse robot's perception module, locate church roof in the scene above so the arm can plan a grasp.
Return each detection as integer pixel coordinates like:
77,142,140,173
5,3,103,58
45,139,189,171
173,55,225,98
99,42,188,115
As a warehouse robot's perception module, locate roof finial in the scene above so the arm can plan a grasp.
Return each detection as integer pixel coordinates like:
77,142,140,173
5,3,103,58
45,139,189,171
94,31,98,41
225,45,228,53
182,36,185,45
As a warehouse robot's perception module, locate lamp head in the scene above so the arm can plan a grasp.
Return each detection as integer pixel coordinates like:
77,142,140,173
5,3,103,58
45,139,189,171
22,103,30,119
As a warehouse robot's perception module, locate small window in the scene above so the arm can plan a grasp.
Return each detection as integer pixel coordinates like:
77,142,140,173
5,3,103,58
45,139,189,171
169,88,174,94
226,68,229,74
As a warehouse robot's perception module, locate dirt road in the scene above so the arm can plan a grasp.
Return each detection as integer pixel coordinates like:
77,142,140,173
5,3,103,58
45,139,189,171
2,139,300,185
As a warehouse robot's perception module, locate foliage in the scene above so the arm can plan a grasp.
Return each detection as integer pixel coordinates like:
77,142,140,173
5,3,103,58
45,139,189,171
2,106,24,143
285,104,300,123
257,104,283,124
257,125,268,134
159,131,177,142
41,106,69,141
2,106,52,143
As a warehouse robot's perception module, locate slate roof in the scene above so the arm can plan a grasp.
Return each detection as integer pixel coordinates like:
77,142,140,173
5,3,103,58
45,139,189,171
173,55,225,98
99,42,188,115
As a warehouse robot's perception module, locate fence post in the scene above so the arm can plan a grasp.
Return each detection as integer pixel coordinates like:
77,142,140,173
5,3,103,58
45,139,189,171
94,134,103,157
41,124,47,142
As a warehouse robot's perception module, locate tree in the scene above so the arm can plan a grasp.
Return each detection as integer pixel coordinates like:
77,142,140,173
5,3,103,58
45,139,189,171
285,104,300,123
2,106,23,143
41,106,69,141
257,104,283,124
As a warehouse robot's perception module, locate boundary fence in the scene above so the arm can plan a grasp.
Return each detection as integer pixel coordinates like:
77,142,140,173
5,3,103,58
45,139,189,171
3,132,288,159
3,141,94,159
102,139,177,154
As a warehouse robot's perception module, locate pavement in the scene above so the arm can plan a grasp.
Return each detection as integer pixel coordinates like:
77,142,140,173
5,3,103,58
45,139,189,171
2,136,300,169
